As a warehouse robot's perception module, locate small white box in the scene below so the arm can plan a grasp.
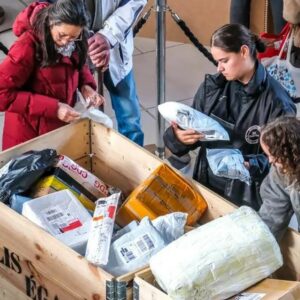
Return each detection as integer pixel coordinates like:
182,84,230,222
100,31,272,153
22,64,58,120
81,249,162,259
22,190,91,255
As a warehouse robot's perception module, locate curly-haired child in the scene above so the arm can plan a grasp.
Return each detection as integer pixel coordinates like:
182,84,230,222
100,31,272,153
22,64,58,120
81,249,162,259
259,116,300,240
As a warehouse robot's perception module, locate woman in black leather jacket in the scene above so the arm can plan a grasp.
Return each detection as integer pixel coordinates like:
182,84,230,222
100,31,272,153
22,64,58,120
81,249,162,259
164,24,296,210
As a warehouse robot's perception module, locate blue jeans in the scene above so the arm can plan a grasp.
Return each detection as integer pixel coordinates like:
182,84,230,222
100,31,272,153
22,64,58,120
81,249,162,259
104,70,144,146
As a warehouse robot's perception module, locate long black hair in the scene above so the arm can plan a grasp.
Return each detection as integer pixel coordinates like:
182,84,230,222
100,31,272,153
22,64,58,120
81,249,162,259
211,24,266,61
32,0,89,69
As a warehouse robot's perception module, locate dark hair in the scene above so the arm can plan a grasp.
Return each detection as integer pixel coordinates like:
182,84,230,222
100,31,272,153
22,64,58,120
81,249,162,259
211,24,266,61
261,116,300,189
32,0,89,69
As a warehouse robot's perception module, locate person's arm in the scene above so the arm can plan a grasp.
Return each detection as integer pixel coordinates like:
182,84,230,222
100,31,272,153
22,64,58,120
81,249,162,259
99,0,147,47
245,89,296,180
259,168,294,241
89,0,146,68
244,153,270,181
0,34,79,123
78,64,105,108
0,36,59,119
78,64,97,91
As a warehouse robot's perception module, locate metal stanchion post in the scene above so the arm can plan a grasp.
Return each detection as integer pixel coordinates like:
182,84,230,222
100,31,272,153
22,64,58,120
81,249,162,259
155,0,166,159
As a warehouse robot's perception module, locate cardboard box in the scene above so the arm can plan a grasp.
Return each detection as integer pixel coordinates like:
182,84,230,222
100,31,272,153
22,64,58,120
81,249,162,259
0,119,299,299
134,268,300,300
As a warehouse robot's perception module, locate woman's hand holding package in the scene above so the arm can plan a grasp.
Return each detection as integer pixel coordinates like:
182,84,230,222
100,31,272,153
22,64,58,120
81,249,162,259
172,123,205,145
81,85,105,108
57,103,80,123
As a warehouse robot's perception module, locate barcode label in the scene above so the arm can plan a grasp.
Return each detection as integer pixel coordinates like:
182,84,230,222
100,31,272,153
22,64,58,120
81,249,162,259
143,234,154,249
118,233,156,264
46,213,64,222
41,205,81,235
120,247,137,263
136,239,147,253
136,234,155,253
46,209,58,215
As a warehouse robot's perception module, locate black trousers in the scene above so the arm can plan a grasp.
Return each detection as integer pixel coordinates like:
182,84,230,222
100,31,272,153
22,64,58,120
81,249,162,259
230,0,285,34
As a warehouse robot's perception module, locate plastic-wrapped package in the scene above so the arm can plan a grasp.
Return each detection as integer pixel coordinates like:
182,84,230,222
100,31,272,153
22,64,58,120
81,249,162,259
112,221,138,243
10,194,32,214
74,92,113,128
152,212,187,244
56,155,110,198
85,193,120,266
0,149,57,204
103,217,167,276
116,164,207,227
150,206,283,300
22,190,91,255
158,102,229,141
207,148,251,185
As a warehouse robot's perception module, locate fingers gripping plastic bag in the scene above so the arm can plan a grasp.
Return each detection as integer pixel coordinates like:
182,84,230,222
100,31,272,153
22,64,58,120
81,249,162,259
206,148,251,185
0,149,57,204
74,92,113,128
158,101,229,141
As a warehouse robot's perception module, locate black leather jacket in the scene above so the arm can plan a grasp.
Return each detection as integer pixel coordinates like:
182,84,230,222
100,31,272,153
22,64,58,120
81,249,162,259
164,63,296,210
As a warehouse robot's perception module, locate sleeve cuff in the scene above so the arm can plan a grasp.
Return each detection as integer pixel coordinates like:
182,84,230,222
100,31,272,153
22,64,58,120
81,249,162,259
99,26,119,48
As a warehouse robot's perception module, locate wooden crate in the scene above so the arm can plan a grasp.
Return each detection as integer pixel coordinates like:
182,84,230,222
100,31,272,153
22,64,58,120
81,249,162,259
133,268,300,300
0,119,299,300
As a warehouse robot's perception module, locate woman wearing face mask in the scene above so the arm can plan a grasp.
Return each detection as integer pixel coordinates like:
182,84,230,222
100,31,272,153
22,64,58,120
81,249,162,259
259,116,300,241
164,24,296,210
0,0,104,150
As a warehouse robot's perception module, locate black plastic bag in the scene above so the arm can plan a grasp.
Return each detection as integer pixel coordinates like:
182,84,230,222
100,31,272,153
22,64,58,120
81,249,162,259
0,149,57,204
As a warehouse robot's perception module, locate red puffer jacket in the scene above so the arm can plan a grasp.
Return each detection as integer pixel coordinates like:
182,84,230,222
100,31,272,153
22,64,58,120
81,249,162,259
0,2,96,150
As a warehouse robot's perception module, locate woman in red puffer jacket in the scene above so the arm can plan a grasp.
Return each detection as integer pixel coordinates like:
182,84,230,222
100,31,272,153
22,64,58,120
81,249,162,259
0,0,104,150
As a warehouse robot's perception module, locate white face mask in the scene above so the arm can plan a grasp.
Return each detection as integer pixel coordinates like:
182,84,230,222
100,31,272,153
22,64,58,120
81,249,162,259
55,41,76,57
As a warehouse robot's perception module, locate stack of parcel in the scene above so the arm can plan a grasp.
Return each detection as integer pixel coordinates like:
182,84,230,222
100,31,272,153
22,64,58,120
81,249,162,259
0,119,299,300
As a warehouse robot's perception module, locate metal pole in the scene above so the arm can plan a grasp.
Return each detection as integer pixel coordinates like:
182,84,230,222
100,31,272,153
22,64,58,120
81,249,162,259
155,0,166,159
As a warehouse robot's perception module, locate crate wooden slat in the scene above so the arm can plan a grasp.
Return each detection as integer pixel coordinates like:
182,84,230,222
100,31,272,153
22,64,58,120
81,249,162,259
133,268,300,300
0,273,31,300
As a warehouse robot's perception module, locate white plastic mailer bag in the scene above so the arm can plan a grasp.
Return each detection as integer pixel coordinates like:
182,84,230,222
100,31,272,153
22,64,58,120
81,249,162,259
22,190,91,255
74,92,113,128
158,101,229,141
152,212,187,244
206,148,251,185
103,217,167,276
150,206,283,300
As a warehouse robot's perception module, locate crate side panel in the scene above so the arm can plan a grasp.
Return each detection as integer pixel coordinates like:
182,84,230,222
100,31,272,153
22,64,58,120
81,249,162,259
91,123,161,193
0,120,90,167
0,203,114,299
0,258,79,300
0,272,31,300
